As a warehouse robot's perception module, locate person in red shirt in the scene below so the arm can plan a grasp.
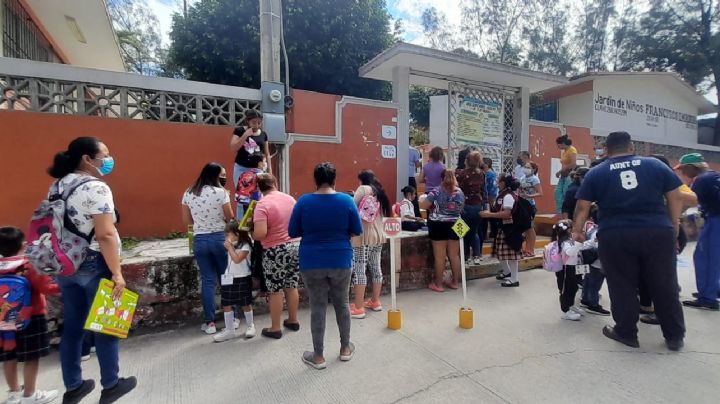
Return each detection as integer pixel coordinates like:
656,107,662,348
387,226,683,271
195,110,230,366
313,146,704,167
0,226,60,404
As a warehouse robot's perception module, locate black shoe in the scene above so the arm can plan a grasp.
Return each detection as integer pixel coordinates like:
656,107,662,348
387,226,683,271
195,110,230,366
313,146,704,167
640,314,660,325
580,300,591,309
496,273,511,280
639,307,654,315
500,281,519,287
63,379,95,404
666,339,684,352
602,325,639,348
261,328,283,339
99,377,137,404
283,320,300,332
682,300,720,311
586,305,611,316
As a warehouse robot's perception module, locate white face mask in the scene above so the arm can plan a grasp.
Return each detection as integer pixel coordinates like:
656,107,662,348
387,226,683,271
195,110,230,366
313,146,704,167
523,168,533,176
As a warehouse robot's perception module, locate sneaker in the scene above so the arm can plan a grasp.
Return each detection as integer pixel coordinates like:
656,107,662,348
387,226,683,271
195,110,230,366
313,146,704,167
302,351,326,370
62,380,95,404
99,377,137,404
602,325,639,348
428,283,445,293
21,389,58,404
350,304,366,319
245,323,256,339
213,329,240,343
222,318,240,331
561,311,582,321
339,342,355,362
585,305,611,316
7,390,22,404
81,354,91,362
682,300,720,311
570,306,585,316
364,299,383,312
465,258,474,267
201,322,217,335
473,257,482,265
90,347,96,354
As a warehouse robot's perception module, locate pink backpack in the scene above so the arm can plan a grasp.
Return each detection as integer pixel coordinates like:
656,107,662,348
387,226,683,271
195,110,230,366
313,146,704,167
25,177,98,277
358,193,381,223
543,241,565,272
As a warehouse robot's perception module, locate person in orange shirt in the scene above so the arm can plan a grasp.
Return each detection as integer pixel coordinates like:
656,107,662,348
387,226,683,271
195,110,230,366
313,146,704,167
554,135,577,213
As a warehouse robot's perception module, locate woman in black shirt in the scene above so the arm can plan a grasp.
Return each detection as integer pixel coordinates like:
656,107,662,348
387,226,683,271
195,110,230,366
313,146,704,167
230,110,272,217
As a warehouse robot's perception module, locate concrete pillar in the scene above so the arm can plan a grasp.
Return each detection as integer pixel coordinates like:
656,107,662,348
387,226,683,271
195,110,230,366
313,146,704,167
514,86,530,155
392,66,410,202
259,0,281,82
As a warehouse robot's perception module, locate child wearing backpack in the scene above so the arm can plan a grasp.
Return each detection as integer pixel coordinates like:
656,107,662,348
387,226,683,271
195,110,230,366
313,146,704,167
0,227,59,404
213,221,256,343
546,220,585,321
235,152,266,219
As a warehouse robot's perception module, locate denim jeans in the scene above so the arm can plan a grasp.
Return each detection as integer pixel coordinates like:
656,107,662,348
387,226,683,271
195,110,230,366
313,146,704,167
695,216,720,304
581,266,605,306
193,232,228,322
462,204,483,257
56,250,119,390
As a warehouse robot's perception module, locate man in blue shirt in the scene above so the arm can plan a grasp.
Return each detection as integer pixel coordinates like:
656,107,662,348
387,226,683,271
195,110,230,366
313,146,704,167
573,131,685,351
676,153,720,311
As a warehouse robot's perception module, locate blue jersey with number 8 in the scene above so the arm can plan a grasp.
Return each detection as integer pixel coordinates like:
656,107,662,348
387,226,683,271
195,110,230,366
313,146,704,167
576,155,682,232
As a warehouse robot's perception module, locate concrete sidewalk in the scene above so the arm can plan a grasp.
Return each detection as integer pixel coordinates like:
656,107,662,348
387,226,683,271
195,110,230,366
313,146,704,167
29,245,720,404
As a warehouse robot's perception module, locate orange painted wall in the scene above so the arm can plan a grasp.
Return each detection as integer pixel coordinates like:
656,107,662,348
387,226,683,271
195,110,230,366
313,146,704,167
0,111,235,238
288,94,398,202
528,125,594,214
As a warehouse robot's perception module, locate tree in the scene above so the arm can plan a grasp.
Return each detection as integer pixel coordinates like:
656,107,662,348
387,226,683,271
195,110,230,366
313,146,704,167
619,0,719,142
607,0,638,71
574,0,616,72
524,0,576,75
461,0,538,65
167,0,393,99
107,0,165,75
409,86,447,129
421,7,457,50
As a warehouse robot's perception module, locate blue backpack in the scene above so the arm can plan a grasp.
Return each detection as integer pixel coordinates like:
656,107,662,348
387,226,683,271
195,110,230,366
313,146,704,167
0,257,33,333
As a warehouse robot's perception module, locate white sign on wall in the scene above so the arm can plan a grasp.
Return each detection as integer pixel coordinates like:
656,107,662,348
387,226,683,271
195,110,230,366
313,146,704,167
381,125,397,139
381,145,396,159
592,79,698,146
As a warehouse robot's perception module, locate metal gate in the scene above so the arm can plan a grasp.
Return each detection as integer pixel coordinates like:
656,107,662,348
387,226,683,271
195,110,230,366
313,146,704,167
448,81,519,174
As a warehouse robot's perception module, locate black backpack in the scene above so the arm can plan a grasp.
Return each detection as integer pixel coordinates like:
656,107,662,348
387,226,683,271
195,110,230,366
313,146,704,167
510,194,534,233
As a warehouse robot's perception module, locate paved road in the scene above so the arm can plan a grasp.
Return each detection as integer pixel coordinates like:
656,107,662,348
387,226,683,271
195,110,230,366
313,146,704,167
29,245,720,403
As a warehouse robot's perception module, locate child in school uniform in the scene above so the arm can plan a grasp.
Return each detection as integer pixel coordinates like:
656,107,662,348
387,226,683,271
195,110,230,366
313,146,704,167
0,227,59,404
400,186,425,231
551,220,585,321
213,221,256,343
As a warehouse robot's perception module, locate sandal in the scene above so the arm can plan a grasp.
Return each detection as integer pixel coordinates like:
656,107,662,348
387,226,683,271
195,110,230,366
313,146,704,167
339,342,355,362
444,281,459,290
302,351,326,370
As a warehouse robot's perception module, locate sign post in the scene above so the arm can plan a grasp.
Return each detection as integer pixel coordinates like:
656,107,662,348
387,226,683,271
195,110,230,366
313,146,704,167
383,217,402,330
452,218,473,329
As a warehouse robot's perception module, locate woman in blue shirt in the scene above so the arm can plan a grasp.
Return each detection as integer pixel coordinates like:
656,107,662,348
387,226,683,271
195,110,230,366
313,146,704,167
288,162,363,370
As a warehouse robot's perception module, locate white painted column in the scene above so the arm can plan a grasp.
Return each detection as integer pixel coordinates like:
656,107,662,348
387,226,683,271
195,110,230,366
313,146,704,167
516,86,530,153
392,66,410,202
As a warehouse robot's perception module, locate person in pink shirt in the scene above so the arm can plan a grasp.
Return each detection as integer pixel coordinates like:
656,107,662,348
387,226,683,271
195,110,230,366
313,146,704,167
252,173,301,339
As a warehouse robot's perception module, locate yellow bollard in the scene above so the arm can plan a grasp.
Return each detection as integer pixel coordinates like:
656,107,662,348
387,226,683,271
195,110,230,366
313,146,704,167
387,309,402,330
459,307,474,329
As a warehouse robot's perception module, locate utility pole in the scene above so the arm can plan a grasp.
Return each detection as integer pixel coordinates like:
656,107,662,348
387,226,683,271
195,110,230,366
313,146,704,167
260,0,282,82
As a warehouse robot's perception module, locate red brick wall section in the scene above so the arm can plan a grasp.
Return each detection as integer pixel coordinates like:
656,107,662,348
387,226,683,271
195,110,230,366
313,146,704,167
528,125,594,215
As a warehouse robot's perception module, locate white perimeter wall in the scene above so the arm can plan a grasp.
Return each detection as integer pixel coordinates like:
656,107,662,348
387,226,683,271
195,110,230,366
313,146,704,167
558,92,593,128
429,95,449,148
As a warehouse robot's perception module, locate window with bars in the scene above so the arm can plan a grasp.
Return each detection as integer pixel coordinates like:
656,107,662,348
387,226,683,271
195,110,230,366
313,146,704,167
2,0,60,63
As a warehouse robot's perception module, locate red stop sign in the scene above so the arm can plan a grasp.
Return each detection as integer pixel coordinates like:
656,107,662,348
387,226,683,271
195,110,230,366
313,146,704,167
383,217,402,238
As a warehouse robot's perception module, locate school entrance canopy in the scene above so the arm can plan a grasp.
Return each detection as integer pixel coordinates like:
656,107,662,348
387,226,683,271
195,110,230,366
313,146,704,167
359,43,568,196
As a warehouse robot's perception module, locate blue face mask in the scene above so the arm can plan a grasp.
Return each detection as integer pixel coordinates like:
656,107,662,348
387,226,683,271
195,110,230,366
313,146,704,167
94,157,115,176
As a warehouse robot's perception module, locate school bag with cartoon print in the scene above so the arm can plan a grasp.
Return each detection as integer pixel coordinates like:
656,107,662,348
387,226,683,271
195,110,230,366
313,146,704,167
0,256,33,342
236,169,260,205
358,193,381,223
26,177,99,277
543,241,565,272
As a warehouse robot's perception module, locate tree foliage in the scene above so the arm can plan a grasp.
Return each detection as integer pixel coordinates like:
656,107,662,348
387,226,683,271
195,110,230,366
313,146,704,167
167,0,393,99
421,7,458,50
574,0,616,72
523,0,576,75
107,0,164,75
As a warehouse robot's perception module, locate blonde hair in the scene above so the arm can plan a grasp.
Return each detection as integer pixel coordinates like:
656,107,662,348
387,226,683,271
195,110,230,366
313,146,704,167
441,169,457,192
465,151,482,169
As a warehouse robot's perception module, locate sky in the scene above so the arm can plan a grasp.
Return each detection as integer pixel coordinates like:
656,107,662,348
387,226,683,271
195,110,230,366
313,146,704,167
146,0,715,109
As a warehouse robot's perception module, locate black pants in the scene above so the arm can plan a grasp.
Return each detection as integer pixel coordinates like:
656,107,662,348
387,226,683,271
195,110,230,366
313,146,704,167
599,227,685,341
556,266,582,312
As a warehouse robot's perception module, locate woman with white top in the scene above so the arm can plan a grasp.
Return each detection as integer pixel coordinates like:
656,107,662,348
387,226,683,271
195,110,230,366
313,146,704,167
182,163,234,335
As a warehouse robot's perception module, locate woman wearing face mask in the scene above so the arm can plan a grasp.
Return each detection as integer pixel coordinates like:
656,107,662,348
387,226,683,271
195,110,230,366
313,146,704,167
46,137,136,404
519,161,542,257
230,110,272,218
182,163,234,335
554,135,577,213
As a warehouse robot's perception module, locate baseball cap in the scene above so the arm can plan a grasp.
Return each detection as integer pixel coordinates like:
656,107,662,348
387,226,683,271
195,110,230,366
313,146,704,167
674,153,706,169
